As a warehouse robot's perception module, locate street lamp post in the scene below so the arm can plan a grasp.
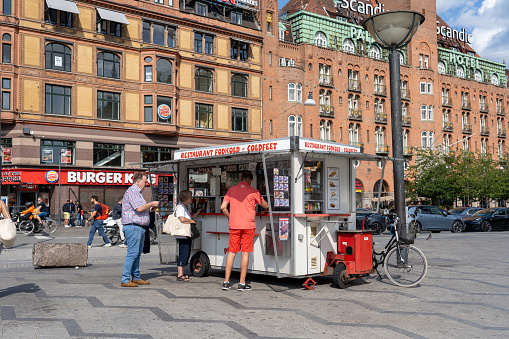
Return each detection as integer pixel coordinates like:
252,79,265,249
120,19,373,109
363,11,425,242
58,149,64,226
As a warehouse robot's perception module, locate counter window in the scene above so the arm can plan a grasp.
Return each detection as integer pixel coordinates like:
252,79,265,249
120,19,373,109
304,160,323,213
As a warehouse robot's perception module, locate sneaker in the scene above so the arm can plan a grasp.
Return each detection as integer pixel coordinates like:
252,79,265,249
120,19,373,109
103,243,112,248
222,281,232,291
238,283,252,291
65,225,71,228
119,243,127,248
87,246,92,249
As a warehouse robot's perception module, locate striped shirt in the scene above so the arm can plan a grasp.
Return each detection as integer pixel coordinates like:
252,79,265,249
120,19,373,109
122,184,149,226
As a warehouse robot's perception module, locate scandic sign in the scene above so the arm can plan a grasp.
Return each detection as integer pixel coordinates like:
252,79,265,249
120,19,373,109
1,169,148,185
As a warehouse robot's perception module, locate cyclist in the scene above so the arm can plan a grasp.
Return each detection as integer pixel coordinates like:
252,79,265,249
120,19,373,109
33,197,49,224
20,202,37,221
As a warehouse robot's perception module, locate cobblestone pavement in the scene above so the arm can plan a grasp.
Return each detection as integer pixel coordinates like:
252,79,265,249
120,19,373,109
0,229,508,338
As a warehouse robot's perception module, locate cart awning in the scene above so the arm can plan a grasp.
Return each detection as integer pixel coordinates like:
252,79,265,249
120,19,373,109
45,0,80,14
96,7,129,25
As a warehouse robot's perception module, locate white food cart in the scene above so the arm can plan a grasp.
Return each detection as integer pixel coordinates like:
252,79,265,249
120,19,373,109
146,137,377,279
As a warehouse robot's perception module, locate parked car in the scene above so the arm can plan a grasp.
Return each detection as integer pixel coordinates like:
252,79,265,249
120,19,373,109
356,208,389,234
406,205,465,233
448,207,482,218
462,208,509,232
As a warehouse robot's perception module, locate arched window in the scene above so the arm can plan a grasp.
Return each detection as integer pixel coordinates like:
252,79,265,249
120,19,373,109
456,65,465,78
2,33,11,64
342,38,354,53
45,43,72,72
297,116,302,136
156,58,172,84
438,60,446,74
231,74,247,97
314,31,327,47
288,82,296,101
369,45,380,59
491,73,499,86
421,105,427,120
195,68,213,92
428,105,433,120
296,84,302,102
349,123,359,144
97,52,120,79
399,52,405,65
421,131,428,148
320,120,331,140
474,69,482,82
288,115,296,137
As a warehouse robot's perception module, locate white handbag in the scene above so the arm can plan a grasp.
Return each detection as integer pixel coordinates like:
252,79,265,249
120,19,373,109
163,211,191,237
0,218,17,248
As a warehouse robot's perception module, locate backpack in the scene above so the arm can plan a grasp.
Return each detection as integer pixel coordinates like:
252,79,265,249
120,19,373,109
97,203,110,220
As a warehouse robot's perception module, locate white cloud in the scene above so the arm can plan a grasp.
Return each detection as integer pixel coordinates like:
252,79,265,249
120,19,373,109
436,0,466,13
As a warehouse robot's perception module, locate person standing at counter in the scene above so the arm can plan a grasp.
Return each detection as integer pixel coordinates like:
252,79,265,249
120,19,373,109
220,171,268,291
175,190,201,282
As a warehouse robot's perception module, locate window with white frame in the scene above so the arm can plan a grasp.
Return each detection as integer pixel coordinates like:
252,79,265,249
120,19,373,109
403,130,408,148
463,137,469,151
288,115,295,136
475,69,482,82
462,113,468,130
402,103,407,116
421,105,427,120
428,105,433,120
279,57,294,67
443,134,450,154
297,116,302,136
424,55,429,68
498,140,504,157
443,109,449,123
296,84,302,102
427,82,433,94
342,38,354,53
319,89,331,106
492,73,499,86
399,51,405,65
456,65,465,78
288,83,295,101
314,31,327,47
349,123,359,144
420,82,426,93
438,60,446,74
320,120,331,140
375,126,385,147
369,45,380,59
481,138,487,154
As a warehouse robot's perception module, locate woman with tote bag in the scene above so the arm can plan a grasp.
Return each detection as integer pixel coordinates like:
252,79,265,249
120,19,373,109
175,190,201,281
0,199,15,254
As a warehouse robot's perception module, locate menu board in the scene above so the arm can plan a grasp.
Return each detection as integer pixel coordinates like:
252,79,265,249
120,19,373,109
157,175,174,212
266,160,291,211
327,167,339,210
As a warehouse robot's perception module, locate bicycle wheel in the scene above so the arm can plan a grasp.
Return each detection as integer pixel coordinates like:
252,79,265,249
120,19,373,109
384,245,428,287
44,220,57,234
19,221,35,234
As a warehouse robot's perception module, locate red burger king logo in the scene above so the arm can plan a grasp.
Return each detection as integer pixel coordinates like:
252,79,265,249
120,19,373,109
45,170,59,183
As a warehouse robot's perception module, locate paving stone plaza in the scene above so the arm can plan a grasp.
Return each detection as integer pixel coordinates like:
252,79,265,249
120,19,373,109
0,229,508,338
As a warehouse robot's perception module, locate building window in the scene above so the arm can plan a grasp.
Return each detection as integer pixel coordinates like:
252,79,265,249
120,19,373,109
195,68,213,92
156,96,172,123
315,31,327,47
143,21,177,47
195,103,213,129
93,143,124,167
475,69,482,82
1,138,12,164
97,9,127,37
1,78,10,110
45,84,71,115
194,33,213,55
204,35,213,55
428,105,433,120
97,91,120,120
2,0,11,15
369,45,380,59
456,65,465,78
232,108,248,132
144,65,152,82
267,12,273,34
153,23,165,46
399,51,405,65
492,73,499,86
231,74,247,97
45,43,72,72
420,82,426,93
156,58,172,84
196,2,207,16
97,52,120,79
427,82,433,94
342,38,354,53
143,21,150,43
231,12,242,25
230,40,249,61
438,60,446,74
320,120,331,141
2,33,10,64
421,105,427,120
288,115,295,137
144,95,153,122
141,146,172,163
287,83,302,102
194,32,203,53
168,27,176,47
44,2,75,27
41,140,76,165
279,29,285,41
269,86,272,100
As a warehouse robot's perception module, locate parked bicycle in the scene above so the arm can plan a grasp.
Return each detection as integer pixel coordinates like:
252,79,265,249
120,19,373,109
18,216,57,235
372,217,428,287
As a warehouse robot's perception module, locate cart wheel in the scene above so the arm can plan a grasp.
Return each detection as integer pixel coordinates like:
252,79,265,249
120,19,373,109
332,263,350,289
190,251,210,277
370,222,383,235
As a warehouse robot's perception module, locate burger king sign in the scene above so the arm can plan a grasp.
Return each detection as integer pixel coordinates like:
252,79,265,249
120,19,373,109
45,170,59,183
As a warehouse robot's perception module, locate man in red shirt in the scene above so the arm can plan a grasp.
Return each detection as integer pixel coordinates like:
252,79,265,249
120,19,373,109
220,171,268,291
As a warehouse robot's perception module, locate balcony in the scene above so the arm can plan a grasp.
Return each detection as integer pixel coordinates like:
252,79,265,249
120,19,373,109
349,141,364,148
462,124,472,134
480,103,489,113
500,154,509,162
348,79,362,92
442,96,453,107
319,104,334,117
497,106,505,116
402,115,411,127
401,89,410,100
443,121,453,132
480,126,490,136
498,128,506,138
374,84,387,96
461,100,471,110
348,108,362,121
403,146,413,156
375,112,387,124
375,144,390,155
319,74,334,87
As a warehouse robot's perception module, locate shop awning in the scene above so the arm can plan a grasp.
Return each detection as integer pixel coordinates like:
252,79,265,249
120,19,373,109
96,7,129,25
45,0,80,14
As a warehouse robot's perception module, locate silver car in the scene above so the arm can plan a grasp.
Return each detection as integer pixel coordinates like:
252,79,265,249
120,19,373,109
407,205,465,233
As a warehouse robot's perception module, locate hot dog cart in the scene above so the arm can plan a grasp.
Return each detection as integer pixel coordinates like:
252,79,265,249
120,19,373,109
146,136,376,279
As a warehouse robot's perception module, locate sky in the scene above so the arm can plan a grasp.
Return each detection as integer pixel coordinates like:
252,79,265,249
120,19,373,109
278,0,509,65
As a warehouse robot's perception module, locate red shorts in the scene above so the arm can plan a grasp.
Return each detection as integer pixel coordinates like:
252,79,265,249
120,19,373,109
228,228,255,253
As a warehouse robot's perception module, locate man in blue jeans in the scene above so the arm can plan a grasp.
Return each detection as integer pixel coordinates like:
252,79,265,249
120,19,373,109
85,196,111,248
121,172,159,287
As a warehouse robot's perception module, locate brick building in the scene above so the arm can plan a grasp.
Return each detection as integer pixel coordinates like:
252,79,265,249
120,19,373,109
0,0,263,215
260,0,509,207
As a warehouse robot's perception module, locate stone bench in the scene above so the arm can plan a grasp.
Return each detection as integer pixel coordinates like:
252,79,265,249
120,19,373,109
33,243,88,267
